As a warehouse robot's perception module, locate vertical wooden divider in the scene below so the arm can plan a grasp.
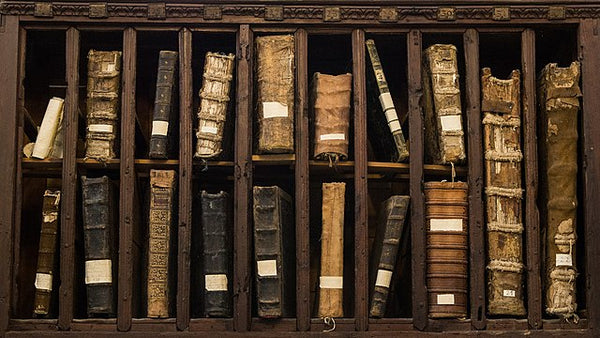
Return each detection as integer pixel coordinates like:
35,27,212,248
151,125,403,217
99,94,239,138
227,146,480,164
463,28,486,330
177,27,193,331
234,24,253,332
119,27,137,332
521,28,542,330
407,29,427,331
352,28,368,332
295,28,310,332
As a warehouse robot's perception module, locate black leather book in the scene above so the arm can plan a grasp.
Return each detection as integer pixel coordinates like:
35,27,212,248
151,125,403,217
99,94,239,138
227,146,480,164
149,50,178,159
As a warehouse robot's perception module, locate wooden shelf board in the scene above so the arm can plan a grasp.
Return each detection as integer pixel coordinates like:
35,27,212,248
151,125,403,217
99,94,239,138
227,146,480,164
250,318,296,331
76,158,120,170
70,318,117,331
8,319,57,331
21,158,63,169
130,318,177,331
310,317,356,331
252,154,296,165
188,318,234,331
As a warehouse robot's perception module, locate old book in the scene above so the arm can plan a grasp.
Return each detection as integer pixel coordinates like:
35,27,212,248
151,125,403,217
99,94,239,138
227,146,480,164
149,51,178,159
147,170,177,318
33,186,61,317
481,68,526,316
424,181,468,318
318,182,346,318
85,50,122,161
48,108,64,160
255,35,295,154
365,39,409,162
369,195,410,318
81,175,116,317
252,186,295,318
32,97,64,160
538,62,581,319
195,52,235,159
313,73,353,162
422,44,466,165
201,191,232,317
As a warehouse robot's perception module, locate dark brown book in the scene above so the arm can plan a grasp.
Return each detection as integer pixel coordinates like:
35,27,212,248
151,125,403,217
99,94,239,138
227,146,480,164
149,51,178,159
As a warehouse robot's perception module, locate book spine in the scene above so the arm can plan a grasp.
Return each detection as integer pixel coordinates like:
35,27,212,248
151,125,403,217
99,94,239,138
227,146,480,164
32,97,64,159
149,51,178,159
33,189,61,316
318,182,345,318
81,176,115,316
365,39,409,162
424,181,468,319
85,50,122,161
256,35,295,154
312,73,353,162
195,52,235,159
48,105,64,160
201,191,232,317
539,62,581,319
369,195,410,318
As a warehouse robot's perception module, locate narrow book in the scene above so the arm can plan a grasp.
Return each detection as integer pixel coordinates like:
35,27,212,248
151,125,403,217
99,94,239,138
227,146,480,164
369,195,410,318
85,50,122,161
422,44,466,165
252,186,295,318
147,170,177,318
149,51,178,159
32,97,64,160
201,191,232,317
318,182,346,318
539,62,581,320
425,181,468,318
255,35,295,154
195,52,235,159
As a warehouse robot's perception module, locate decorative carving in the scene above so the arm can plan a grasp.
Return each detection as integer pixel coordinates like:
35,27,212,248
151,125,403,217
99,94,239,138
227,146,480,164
34,2,52,17
204,5,222,20
323,7,341,22
108,4,146,18
222,6,264,18
379,7,398,23
437,7,456,21
52,4,86,17
548,6,566,20
283,6,322,19
148,2,166,20
166,5,203,18
89,3,107,19
493,7,510,21
456,7,493,20
341,7,378,21
265,6,283,21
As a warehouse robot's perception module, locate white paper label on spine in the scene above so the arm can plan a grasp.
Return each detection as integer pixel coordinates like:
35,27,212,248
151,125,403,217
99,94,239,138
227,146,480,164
152,121,169,136
388,120,402,133
320,133,345,141
375,269,393,288
201,125,219,134
85,259,112,285
503,289,516,297
205,274,228,291
440,115,462,131
379,92,395,111
262,102,289,118
319,276,343,289
103,63,115,72
430,219,463,231
35,273,53,291
88,124,113,133
556,253,573,267
257,260,278,277
437,294,455,305
384,109,399,123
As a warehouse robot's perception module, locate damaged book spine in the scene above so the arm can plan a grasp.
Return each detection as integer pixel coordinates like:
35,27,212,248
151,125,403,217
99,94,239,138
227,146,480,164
149,51,178,159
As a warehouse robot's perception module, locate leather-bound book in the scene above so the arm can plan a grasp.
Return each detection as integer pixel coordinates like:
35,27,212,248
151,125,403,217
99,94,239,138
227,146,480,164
85,50,122,161
81,176,116,317
538,62,581,320
424,181,468,318
255,35,295,154
365,39,409,162
422,44,466,165
252,186,295,318
312,73,353,162
369,195,410,318
149,51,178,159
147,170,177,318
318,182,346,318
481,68,526,316
201,191,232,317
195,52,235,159
32,97,64,160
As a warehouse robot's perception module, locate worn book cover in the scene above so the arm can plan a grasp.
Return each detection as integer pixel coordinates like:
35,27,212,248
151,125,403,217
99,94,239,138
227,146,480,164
32,97,64,160
149,51,178,159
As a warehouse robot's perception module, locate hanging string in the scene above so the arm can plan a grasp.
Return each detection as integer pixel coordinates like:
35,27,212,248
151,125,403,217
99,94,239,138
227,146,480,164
451,162,456,183
322,316,336,332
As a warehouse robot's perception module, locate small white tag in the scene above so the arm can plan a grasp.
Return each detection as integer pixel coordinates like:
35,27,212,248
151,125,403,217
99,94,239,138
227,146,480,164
85,259,112,284
257,260,278,277
440,115,462,132
556,253,573,267
378,92,395,111
430,219,463,231
384,109,399,124
205,274,228,291
103,63,115,72
201,125,218,134
503,289,516,297
320,133,345,141
375,269,393,288
88,124,113,133
35,273,53,291
262,102,289,118
437,294,455,305
319,276,343,289
43,212,58,223
152,121,169,136
388,120,402,133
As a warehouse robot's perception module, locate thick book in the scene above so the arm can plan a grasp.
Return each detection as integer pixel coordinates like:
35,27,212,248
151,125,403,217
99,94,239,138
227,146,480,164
32,97,64,160
424,181,468,318
195,52,235,159
365,39,409,163
369,195,410,318
252,186,295,318
538,62,581,319
147,170,177,318
85,50,122,161
149,51,178,159
422,44,466,165
201,191,232,317
312,73,353,162
481,68,526,316
318,182,346,318
255,35,295,154
81,176,116,317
